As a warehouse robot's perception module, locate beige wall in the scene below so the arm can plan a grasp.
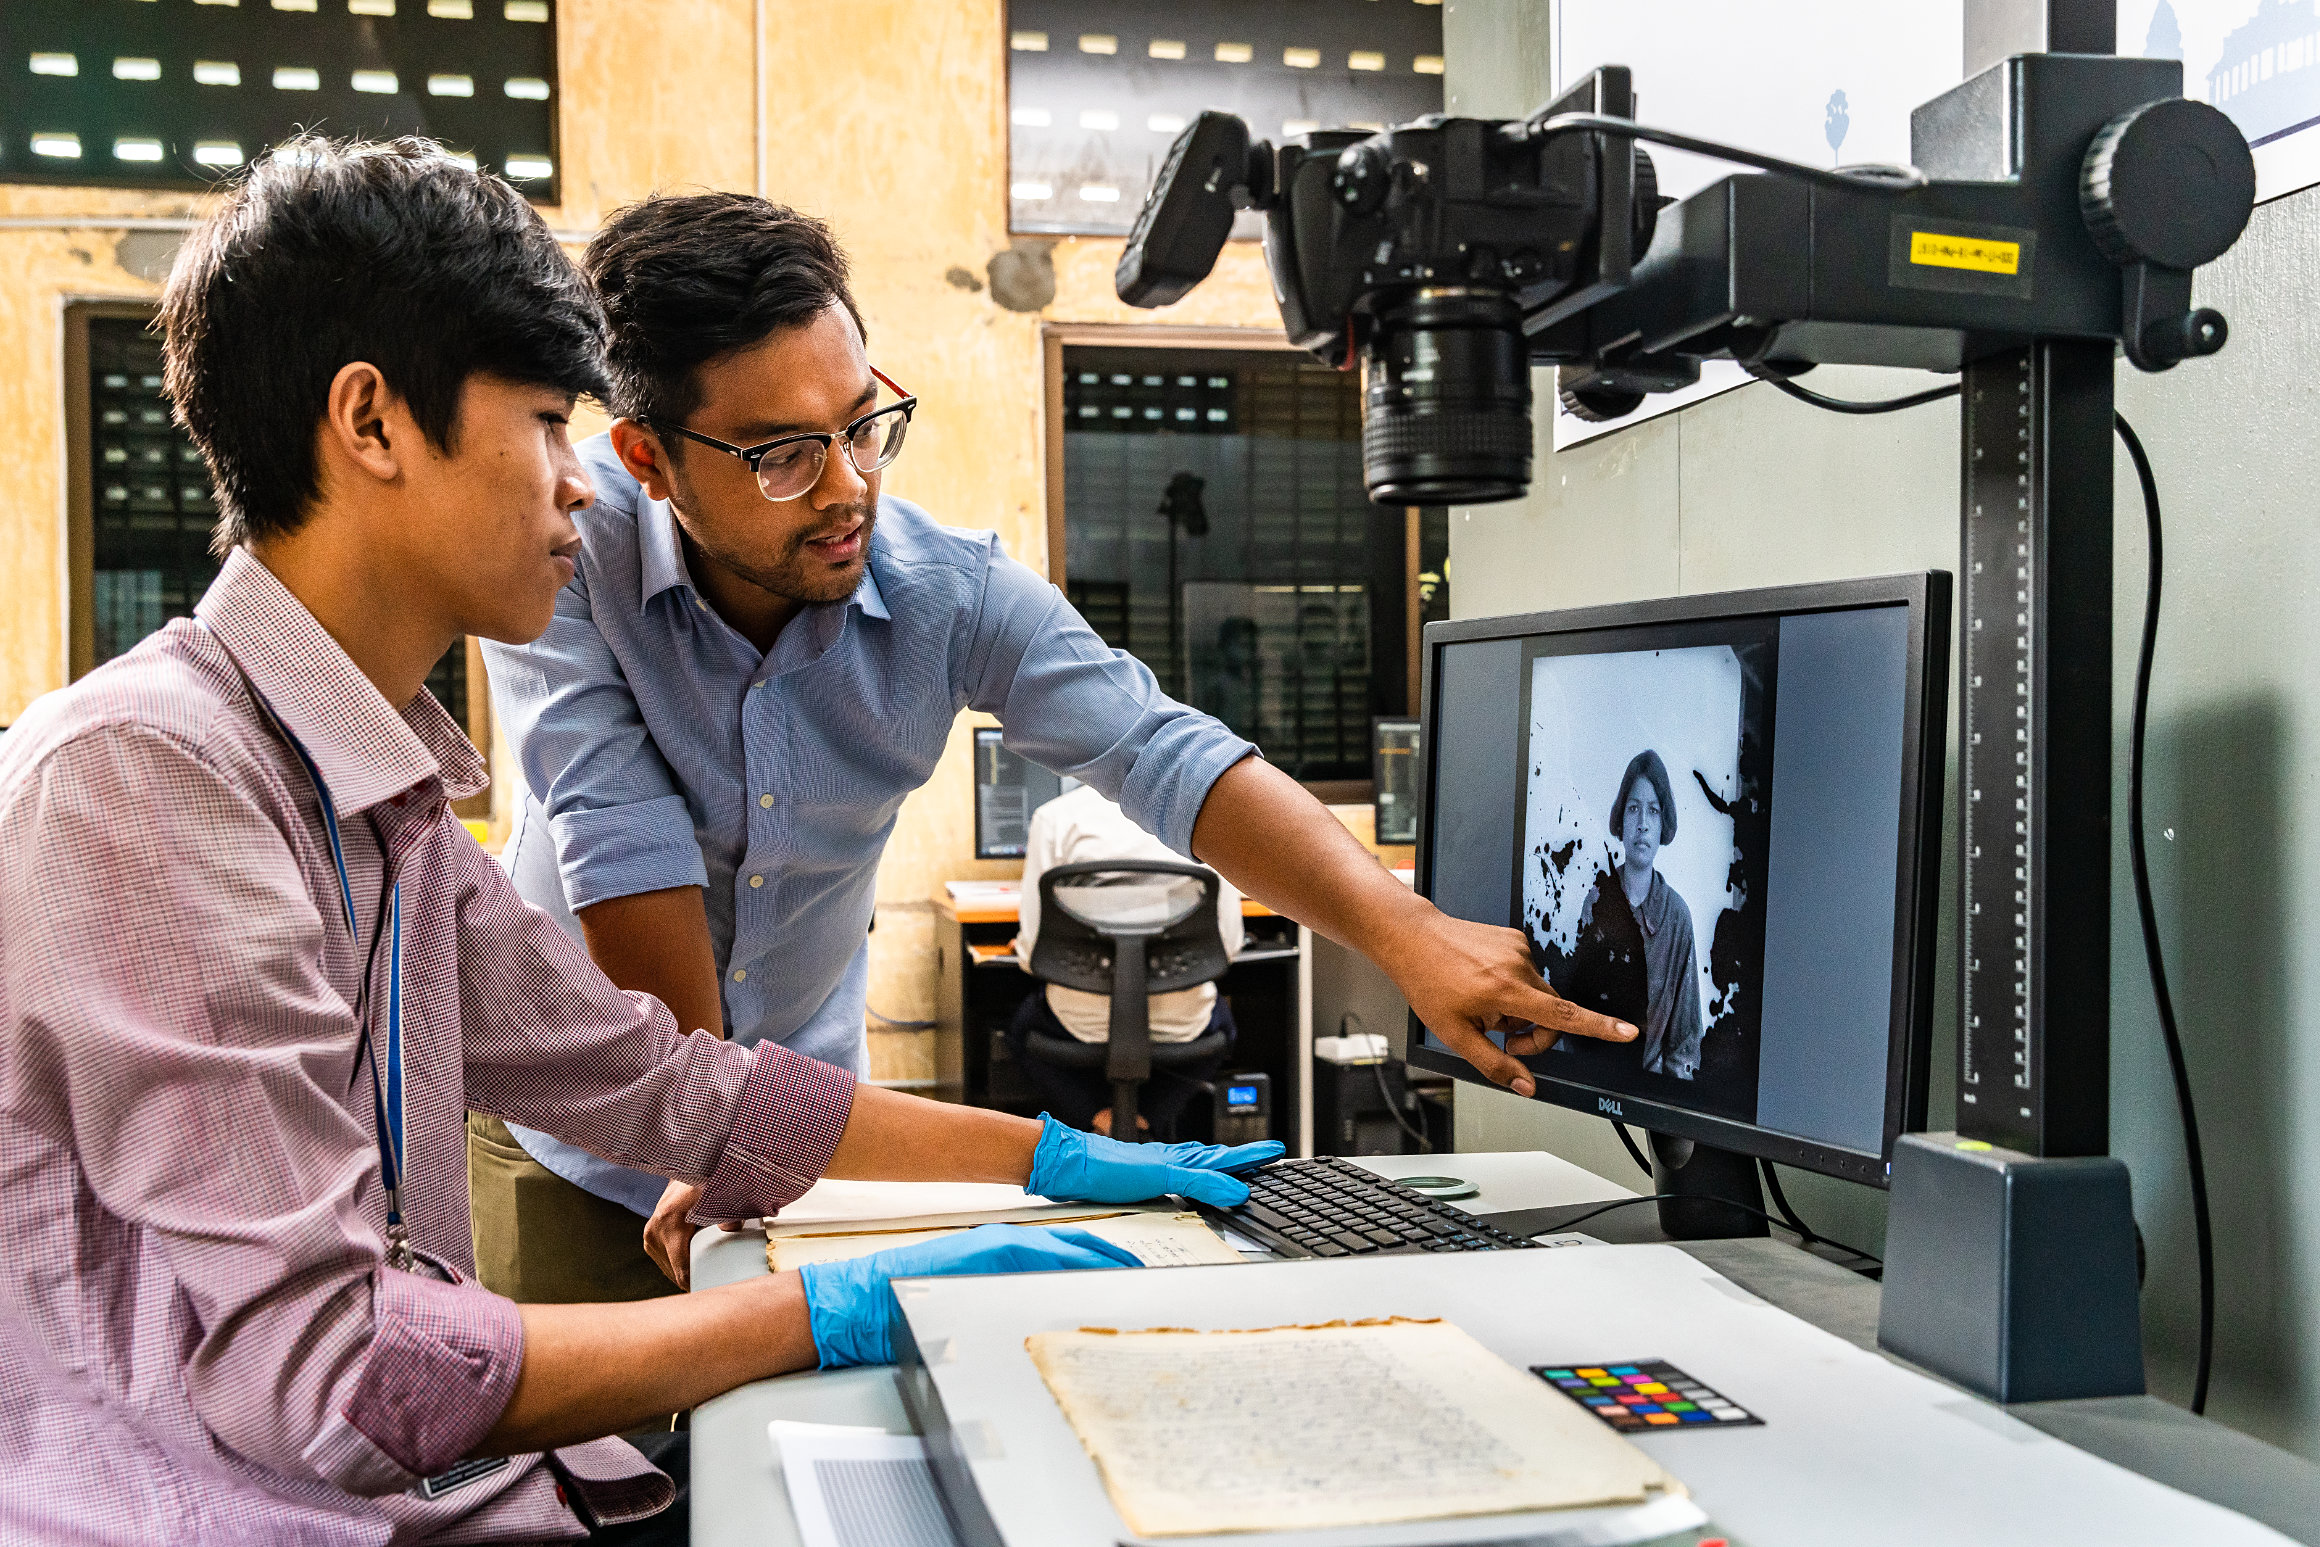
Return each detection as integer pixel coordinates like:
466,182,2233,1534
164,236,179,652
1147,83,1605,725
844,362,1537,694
0,0,1283,1080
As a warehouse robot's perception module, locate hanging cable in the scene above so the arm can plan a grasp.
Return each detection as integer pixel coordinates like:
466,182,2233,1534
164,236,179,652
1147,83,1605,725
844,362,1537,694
1757,1159,1823,1249
2117,410,2216,1416
1741,361,1963,415
1517,112,1927,194
1610,1120,1654,1180
1546,1193,1882,1268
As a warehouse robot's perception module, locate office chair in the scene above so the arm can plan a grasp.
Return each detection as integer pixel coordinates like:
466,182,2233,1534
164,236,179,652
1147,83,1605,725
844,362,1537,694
1021,859,1232,1142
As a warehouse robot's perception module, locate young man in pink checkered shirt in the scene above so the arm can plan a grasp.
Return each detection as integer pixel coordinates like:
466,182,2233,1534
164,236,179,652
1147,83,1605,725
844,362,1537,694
0,139,1277,1546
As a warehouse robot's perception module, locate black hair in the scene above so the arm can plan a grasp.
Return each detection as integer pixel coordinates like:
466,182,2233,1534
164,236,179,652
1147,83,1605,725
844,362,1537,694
161,135,608,554
1610,749,1679,845
583,192,864,425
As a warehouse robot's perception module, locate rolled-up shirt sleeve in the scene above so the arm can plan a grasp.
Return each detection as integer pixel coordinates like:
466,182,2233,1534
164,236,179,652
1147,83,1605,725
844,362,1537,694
960,548,1255,857
481,570,707,912
453,840,852,1219
2,730,520,1493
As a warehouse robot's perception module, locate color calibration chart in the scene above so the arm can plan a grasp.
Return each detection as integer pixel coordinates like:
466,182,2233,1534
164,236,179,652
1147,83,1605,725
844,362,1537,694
1533,1360,1763,1433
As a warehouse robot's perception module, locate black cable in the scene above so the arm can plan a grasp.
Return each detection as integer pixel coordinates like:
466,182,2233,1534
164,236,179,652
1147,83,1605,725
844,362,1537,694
1741,361,1963,415
1610,1120,1654,1181
867,1006,940,1030
1342,1012,1431,1153
1519,112,1927,195
2117,410,2216,1416
1756,1160,1822,1248
1370,1057,1432,1153
1546,1192,1883,1269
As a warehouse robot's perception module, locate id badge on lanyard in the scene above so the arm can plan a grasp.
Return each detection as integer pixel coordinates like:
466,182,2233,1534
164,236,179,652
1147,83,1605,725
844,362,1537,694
266,706,415,1273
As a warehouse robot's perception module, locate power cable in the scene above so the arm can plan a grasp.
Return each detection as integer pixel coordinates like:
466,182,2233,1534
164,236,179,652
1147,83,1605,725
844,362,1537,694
1518,112,1927,195
1343,1012,1432,1153
1756,1160,1824,1249
1545,1192,1882,1269
1741,361,1963,415
1610,1120,1654,1180
2117,410,2216,1415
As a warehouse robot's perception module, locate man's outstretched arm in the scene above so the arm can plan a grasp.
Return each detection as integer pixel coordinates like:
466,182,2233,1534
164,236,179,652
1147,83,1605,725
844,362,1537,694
1189,756,1636,1097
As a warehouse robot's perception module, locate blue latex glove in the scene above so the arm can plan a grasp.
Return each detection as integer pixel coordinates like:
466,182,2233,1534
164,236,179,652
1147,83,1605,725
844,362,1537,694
798,1223,1141,1368
1026,1113,1285,1210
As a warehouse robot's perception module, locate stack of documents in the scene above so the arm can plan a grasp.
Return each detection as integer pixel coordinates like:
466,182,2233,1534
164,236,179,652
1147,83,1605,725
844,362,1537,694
766,1194,1244,1275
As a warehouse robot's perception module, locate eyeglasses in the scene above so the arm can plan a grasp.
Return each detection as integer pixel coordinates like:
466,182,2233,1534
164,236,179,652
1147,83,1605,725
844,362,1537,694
647,367,917,502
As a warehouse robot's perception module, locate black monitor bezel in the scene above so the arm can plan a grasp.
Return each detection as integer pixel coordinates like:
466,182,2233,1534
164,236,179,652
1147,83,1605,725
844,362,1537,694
1404,571,1950,1189
970,726,1065,861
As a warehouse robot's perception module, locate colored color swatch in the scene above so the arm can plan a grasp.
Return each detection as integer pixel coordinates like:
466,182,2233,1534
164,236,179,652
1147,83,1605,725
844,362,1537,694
1531,1360,1763,1434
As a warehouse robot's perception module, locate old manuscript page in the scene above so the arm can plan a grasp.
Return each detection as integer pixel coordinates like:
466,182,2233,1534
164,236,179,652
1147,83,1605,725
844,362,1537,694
768,1211,1245,1274
1026,1317,1682,1537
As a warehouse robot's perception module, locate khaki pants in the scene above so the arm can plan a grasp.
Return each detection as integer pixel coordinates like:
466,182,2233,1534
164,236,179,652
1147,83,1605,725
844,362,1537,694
466,1112,681,1305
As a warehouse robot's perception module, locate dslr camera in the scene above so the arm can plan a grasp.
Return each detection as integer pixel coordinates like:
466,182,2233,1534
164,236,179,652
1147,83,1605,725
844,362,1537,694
1116,69,1657,507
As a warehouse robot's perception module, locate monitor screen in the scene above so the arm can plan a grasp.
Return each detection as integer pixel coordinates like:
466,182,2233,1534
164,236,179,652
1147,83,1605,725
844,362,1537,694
973,728,1066,859
1373,718,1422,845
1409,575,1947,1185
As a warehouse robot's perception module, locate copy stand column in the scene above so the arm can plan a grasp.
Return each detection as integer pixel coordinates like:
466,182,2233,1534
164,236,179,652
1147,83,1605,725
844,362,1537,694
1956,339,2113,1158
1878,339,2143,1403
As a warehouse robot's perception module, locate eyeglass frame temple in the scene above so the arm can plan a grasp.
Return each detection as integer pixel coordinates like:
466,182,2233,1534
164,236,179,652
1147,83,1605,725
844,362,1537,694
646,365,918,471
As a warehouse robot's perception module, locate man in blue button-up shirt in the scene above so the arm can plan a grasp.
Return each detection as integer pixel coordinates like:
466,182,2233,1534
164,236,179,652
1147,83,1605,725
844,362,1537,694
476,194,1635,1301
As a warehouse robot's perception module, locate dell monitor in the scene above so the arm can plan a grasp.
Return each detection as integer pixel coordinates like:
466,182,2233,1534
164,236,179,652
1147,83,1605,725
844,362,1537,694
973,727,1066,860
1407,573,1949,1221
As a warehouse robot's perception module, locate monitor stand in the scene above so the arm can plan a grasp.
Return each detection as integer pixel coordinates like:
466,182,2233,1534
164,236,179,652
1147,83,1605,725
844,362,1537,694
1477,1130,1772,1244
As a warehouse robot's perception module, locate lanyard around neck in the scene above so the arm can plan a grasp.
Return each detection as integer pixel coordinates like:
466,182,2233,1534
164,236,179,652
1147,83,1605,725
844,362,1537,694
266,703,413,1271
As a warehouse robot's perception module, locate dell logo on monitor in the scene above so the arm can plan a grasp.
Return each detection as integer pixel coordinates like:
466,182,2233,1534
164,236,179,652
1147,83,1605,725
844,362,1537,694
1598,1097,1624,1117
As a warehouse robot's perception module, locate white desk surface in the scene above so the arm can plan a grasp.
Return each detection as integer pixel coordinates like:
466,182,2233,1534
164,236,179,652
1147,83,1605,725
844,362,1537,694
687,1151,2320,1547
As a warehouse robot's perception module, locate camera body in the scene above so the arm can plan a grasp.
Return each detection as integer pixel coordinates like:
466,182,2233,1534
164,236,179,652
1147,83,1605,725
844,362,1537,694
1117,69,1653,505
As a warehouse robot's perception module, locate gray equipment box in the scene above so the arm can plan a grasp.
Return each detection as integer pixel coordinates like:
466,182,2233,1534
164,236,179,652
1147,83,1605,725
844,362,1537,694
1877,1131,2145,1403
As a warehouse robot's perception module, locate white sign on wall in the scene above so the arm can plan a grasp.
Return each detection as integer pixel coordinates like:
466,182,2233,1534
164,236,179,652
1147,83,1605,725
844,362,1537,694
1546,0,1966,448
2119,0,2320,203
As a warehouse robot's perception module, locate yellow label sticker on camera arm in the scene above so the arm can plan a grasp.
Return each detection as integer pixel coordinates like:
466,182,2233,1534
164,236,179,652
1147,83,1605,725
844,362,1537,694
1908,230,2022,276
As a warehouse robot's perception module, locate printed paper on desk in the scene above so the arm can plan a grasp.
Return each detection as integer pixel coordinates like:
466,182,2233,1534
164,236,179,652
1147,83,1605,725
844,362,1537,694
1026,1316,1682,1538
769,1211,1244,1274
773,1426,960,1547
770,1178,1055,1226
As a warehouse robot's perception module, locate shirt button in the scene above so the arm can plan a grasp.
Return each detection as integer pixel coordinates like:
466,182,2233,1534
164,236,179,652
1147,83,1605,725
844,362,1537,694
732,968,747,982
749,874,764,888
759,793,774,808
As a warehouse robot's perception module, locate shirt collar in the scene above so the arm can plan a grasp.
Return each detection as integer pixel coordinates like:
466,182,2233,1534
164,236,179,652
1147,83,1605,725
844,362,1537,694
637,489,694,608
639,488,892,623
193,549,489,817
852,561,889,621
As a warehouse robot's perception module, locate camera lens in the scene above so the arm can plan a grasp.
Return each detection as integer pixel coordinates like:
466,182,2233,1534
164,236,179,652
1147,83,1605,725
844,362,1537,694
1361,289,1532,504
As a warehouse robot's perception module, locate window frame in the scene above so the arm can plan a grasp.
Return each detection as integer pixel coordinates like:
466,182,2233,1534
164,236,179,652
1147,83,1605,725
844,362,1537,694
1039,321,1429,803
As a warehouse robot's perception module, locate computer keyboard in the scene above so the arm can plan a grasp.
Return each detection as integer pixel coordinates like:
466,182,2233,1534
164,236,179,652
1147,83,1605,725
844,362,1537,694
1194,1155,1541,1258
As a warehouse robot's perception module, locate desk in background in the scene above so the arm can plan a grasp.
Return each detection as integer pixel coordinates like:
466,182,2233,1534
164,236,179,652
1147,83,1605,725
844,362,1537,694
933,892,1314,1153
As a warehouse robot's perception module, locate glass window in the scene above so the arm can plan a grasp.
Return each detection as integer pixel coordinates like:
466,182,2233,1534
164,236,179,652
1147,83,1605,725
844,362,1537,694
1059,345,1437,787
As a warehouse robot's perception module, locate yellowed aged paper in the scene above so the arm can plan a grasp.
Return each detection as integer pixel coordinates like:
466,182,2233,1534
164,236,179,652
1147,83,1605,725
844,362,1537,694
767,1211,1245,1274
1026,1317,1682,1537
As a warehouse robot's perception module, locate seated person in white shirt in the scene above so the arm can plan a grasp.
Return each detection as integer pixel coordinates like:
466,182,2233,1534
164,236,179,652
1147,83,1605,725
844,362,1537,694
1011,783,1244,1136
